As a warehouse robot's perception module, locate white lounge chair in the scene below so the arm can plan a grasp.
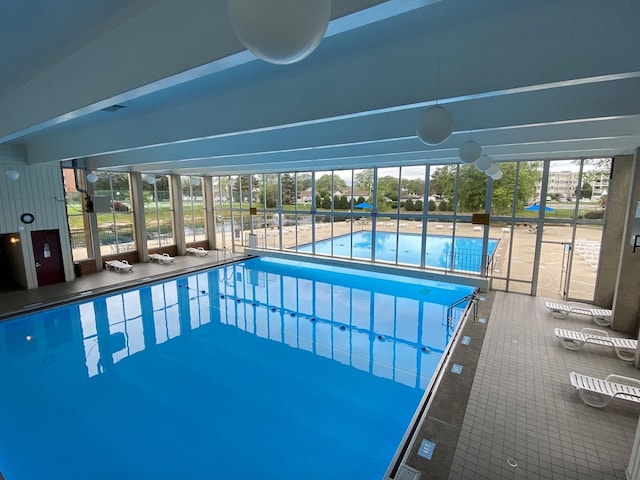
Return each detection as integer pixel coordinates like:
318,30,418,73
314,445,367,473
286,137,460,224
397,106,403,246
149,253,175,264
105,259,133,273
570,372,640,408
554,327,636,361
545,301,612,326
186,247,209,257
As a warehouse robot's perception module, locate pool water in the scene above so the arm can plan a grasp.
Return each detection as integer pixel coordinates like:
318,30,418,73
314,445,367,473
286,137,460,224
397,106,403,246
298,231,498,272
0,257,474,480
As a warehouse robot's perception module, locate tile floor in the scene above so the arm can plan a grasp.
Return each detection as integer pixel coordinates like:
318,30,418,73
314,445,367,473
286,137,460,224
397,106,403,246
0,250,246,321
449,292,640,480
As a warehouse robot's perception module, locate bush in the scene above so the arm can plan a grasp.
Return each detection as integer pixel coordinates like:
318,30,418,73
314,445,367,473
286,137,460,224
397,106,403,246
405,198,414,211
438,200,450,212
583,210,604,219
413,200,423,212
428,200,436,211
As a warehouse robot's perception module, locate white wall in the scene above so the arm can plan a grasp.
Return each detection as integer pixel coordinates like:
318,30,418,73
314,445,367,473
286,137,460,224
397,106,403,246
1,145,74,288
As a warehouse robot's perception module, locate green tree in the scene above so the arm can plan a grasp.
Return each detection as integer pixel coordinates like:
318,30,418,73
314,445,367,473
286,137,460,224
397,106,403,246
296,173,312,193
260,174,279,208
580,181,593,199
321,195,332,209
377,175,399,202
430,166,456,198
414,199,423,212
354,169,373,192
281,173,295,205
405,198,414,211
457,166,487,213
316,174,347,195
428,199,437,211
491,162,541,215
404,178,425,196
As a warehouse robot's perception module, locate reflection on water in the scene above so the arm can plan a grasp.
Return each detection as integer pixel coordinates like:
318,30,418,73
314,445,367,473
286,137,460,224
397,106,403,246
0,257,474,480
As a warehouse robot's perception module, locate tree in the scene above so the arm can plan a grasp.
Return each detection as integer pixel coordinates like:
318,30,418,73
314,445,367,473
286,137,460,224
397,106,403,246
260,174,279,208
316,173,347,195
428,199,437,211
281,173,295,205
414,199,423,212
405,198,414,211
491,162,541,215
296,173,312,193
321,195,332,209
429,163,541,215
404,178,425,197
430,166,456,198
457,166,487,213
354,169,373,192
580,181,593,199
377,176,399,201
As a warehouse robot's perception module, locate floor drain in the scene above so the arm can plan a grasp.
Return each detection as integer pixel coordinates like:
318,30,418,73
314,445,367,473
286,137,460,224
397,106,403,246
506,457,518,467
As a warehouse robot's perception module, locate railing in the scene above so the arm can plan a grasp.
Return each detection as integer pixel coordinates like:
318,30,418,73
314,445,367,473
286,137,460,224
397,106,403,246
446,292,479,330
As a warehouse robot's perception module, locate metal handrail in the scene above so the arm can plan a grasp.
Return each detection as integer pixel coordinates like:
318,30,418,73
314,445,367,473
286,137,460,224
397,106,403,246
446,292,479,328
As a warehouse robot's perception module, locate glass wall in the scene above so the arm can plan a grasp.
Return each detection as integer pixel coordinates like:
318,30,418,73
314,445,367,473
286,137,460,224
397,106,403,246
182,176,206,244
63,168,92,261
143,175,174,250
93,172,136,255
210,158,611,301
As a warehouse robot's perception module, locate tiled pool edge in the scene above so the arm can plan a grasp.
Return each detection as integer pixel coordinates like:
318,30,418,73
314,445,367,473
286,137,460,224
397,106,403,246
393,291,495,479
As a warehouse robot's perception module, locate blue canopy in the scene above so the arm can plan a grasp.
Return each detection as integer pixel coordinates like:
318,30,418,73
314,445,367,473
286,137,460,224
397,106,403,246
525,204,554,211
354,201,373,209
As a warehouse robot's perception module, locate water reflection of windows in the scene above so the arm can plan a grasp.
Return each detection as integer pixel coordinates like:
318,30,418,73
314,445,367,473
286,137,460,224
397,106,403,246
217,267,443,389
106,292,144,362
152,282,180,344
187,273,212,329
80,292,145,377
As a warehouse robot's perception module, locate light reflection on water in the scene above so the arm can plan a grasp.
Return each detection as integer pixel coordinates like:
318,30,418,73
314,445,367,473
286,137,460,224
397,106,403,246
0,257,474,480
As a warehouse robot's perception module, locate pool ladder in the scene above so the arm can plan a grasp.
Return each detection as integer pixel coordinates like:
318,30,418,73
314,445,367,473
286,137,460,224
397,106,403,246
446,292,479,329
216,247,233,265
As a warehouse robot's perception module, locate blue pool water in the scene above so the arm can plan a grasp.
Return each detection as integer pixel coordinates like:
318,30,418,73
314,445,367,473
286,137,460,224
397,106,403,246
0,257,474,480
298,231,498,272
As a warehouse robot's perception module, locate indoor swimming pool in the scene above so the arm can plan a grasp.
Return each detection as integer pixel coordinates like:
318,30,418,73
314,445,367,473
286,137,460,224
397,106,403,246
298,231,498,272
0,257,475,480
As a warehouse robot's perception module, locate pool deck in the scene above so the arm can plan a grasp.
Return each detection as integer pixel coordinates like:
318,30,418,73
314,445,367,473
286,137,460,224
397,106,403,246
0,257,637,479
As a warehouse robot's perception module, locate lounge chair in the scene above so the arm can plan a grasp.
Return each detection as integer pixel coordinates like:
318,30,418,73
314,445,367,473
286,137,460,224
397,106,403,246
570,372,640,408
545,301,612,326
149,253,175,264
554,327,636,361
186,247,209,257
105,259,133,273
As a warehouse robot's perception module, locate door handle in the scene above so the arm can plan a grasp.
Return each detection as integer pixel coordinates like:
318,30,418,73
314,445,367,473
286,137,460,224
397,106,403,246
35,262,41,268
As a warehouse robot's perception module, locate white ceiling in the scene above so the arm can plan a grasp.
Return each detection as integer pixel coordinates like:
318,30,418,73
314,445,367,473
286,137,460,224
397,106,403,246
2,0,640,175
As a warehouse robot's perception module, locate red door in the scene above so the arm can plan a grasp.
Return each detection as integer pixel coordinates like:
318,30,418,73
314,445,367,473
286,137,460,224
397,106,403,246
31,230,65,286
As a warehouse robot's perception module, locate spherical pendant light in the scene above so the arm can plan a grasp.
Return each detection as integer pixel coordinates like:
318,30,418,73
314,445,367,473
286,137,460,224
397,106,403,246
485,164,500,177
416,106,454,146
144,174,156,185
86,172,98,184
458,140,482,164
491,170,503,180
6,170,19,181
475,155,493,172
227,0,331,65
